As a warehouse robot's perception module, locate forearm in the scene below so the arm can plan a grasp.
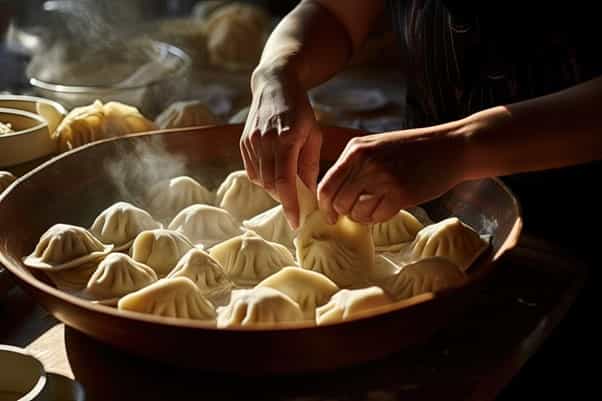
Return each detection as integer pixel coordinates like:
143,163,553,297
461,76,602,179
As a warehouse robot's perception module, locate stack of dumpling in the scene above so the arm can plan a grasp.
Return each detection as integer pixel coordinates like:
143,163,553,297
23,169,489,327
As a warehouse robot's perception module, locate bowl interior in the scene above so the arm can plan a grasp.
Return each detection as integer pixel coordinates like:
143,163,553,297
0,108,46,133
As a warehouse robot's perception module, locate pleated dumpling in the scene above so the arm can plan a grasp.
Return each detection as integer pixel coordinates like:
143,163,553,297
209,231,295,286
83,253,157,303
44,259,100,291
216,287,304,328
316,286,392,325
130,229,194,276
155,100,219,129
146,176,214,221
216,170,277,221
371,210,423,251
166,248,233,299
118,277,216,320
24,224,112,270
407,217,488,271
90,202,161,251
168,204,242,248
242,205,295,249
257,267,339,320
381,257,466,301
0,171,16,193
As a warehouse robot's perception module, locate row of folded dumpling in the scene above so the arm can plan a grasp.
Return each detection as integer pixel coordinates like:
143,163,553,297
22,170,489,326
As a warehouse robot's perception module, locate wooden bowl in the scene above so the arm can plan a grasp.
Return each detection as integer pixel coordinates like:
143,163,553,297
0,125,522,374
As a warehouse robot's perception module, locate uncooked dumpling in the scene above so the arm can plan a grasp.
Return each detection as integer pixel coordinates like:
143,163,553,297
381,257,466,300
118,277,216,320
24,224,113,270
130,229,194,276
316,286,392,325
155,100,219,129
204,3,270,71
216,170,277,221
216,286,304,327
167,248,233,300
52,100,156,152
168,204,242,248
242,205,295,249
90,201,161,251
0,171,16,193
371,210,423,251
406,217,488,271
209,231,295,286
84,253,157,303
257,266,339,320
44,259,100,291
147,176,214,221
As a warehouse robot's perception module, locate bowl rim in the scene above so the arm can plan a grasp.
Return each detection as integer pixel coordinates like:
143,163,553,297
27,41,192,94
0,126,523,332
0,94,68,115
0,107,47,137
0,344,48,400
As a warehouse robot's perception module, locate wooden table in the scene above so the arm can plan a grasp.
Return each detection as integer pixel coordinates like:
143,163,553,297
0,235,587,401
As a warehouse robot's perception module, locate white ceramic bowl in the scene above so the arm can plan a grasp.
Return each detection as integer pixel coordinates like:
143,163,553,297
0,345,47,401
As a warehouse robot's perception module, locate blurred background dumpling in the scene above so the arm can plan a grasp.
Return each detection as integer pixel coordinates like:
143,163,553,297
155,100,220,129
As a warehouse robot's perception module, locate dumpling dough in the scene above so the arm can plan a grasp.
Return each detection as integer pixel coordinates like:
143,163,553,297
217,286,304,327
0,171,16,193
316,286,392,325
44,259,100,291
204,3,270,71
257,266,339,320
407,217,488,271
371,210,423,251
381,257,466,301
24,224,113,270
84,253,157,303
130,229,194,276
155,100,219,129
216,170,277,221
147,176,214,221
242,205,295,249
52,100,156,152
167,248,233,300
168,204,242,248
118,277,216,320
90,201,161,251
209,231,295,286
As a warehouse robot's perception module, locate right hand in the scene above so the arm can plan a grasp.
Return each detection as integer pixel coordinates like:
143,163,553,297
240,66,322,229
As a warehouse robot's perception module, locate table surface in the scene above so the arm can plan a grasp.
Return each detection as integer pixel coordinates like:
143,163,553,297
0,235,587,401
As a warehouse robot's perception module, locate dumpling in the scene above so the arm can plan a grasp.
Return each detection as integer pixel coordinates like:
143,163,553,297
407,206,433,225
44,259,101,291
168,204,242,248
406,217,488,271
216,286,304,327
242,205,295,249
130,229,194,276
371,254,402,282
209,231,295,286
52,100,156,152
118,277,216,320
155,100,219,129
204,3,270,71
146,176,214,221
371,210,423,251
316,286,392,325
192,0,227,19
0,171,16,193
24,224,113,270
381,257,466,301
216,170,278,221
90,201,161,251
257,266,339,320
166,248,233,300
153,18,208,66
83,253,157,303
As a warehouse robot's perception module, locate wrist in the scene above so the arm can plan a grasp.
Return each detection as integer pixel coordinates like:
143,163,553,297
251,58,301,93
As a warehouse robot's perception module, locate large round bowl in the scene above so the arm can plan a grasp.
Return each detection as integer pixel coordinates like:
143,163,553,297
0,125,522,374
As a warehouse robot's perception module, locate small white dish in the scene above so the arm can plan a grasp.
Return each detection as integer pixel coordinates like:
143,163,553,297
0,344,47,401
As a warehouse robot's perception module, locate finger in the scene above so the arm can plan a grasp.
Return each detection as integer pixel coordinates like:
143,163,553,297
350,193,384,224
298,128,322,193
318,154,361,223
371,192,403,223
248,129,262,172
331,170,364,217
274,142,301,229
258,132,276,191
240,141,258,182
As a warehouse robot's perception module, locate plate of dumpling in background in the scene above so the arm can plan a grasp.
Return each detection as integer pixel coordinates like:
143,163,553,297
0,124,522,374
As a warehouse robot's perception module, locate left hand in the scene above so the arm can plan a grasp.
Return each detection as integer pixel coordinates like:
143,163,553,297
317,128,468,224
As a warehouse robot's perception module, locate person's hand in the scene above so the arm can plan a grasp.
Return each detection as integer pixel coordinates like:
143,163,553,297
317,128,468,224
240,66,322,229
